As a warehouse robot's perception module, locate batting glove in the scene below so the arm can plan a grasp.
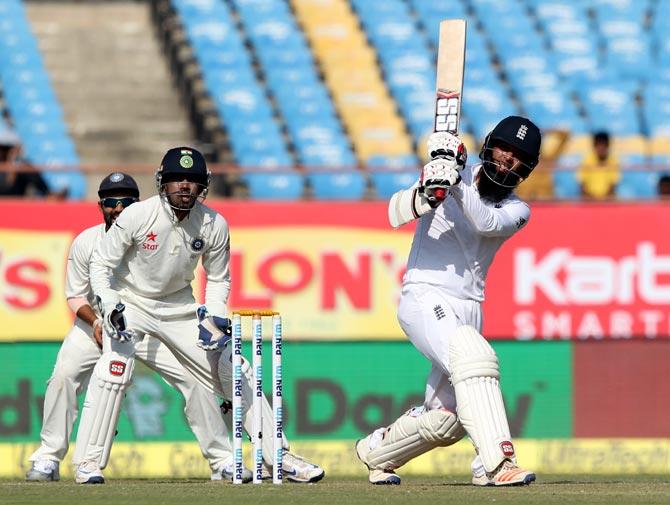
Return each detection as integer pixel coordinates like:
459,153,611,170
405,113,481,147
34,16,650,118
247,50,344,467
197,306,232,351
420,158,461,202
427,131,467,166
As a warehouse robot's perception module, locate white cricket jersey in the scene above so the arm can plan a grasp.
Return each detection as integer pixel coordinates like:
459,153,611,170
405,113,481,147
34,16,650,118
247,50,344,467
404,164,530,302
65,223,106,311
90,195,231,317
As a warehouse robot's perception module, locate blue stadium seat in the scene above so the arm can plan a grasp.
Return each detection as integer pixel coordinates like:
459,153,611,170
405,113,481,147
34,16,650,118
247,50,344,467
643,84,670,136
227,0,351,168
579,78,641,134
236,151,293,169
241,172,304,200
307,172,368,200
370,171,417,199
616,171,659,200
42,171,87,199
553,170,580,200
300,147,356,169
234,0,292,20
367,154,419,170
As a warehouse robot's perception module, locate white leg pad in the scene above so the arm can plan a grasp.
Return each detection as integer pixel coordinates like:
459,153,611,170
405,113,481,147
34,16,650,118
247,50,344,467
449,325,516,472
73,353,134,468
365,407,466,470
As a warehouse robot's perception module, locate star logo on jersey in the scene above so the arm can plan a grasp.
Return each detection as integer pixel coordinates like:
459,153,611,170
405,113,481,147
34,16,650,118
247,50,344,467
143,231,159,251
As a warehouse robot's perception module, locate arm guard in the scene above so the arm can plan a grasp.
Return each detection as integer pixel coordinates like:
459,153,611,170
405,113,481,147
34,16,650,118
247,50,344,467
388,183,435,228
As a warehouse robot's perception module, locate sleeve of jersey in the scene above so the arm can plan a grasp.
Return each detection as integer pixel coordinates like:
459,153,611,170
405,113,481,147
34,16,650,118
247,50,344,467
65,232,91,308
202,216,231,317
90,214,134,302
450,183,530,237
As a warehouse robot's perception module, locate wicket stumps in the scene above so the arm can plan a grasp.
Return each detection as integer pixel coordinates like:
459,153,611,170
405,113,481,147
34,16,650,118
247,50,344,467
231,310,283,485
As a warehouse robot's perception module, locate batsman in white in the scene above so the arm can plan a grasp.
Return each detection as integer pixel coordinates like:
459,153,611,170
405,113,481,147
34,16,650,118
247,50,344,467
25,172,251,484
72,148,324,484
356,116,541,487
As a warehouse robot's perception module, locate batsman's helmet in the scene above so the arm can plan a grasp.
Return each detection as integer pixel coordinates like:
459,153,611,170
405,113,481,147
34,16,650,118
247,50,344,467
479,116,541,188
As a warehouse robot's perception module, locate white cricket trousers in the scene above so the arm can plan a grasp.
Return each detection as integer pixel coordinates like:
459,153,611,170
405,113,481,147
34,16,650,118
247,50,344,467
30,317,232,470
397,283,483,412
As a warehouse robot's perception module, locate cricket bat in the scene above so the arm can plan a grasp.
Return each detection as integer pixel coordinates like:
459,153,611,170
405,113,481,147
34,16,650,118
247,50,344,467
432,19,467,200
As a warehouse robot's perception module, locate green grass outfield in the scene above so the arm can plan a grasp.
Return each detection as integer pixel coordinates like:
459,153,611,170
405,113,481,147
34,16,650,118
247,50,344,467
3,476,670,505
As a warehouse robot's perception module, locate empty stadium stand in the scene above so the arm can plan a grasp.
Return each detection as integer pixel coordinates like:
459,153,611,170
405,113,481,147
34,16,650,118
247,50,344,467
5,0,669,200
0,0,85,197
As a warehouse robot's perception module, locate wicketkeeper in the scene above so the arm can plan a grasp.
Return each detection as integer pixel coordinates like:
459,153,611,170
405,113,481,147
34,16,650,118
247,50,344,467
73,148,324,484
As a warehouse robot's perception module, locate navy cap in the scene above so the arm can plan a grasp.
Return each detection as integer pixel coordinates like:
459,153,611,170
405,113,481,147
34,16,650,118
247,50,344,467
488,116,541,166
158,147,209,184
98,172,140,198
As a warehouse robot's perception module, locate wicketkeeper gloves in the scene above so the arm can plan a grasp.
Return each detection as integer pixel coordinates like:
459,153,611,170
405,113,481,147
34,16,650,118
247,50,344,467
96,295,136,343
196,306,232,351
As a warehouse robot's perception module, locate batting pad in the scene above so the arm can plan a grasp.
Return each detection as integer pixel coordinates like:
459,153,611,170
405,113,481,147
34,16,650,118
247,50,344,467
449,325,515,472
366,407,466,470
73,352,134,468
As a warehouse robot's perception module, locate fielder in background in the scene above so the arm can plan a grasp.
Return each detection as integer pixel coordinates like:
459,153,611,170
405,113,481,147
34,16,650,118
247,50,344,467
26,173,249,484
357,116,541,487
73,148,324,484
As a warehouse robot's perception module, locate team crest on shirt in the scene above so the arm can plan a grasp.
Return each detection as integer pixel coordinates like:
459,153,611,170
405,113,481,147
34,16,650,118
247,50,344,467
190,237,205,253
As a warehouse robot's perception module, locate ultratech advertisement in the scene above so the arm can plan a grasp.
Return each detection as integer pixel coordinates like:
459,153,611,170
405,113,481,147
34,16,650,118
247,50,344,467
0,341,571,442
0,201,668,340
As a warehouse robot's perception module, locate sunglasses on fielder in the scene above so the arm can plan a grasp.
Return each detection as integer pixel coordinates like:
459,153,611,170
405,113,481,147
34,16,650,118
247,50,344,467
100,197,138,208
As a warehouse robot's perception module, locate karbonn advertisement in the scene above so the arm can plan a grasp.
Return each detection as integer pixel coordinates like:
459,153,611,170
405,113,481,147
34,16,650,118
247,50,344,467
0,201,668,340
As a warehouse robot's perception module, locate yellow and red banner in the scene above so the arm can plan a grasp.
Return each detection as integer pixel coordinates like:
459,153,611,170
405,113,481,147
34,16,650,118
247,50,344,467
1,200,669,341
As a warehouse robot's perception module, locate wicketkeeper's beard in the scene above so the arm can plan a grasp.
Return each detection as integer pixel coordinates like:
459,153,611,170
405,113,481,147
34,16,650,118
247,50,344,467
103,212,115,228
103,210,123,229
162,185,206,211
476,162,514,203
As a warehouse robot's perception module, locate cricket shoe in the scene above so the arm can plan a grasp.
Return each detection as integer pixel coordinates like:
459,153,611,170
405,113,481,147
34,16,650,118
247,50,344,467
25,459,60,482
471,459,535,487
355,429,401,485
211,459,252,483
267,450,325,483
75,460,105,484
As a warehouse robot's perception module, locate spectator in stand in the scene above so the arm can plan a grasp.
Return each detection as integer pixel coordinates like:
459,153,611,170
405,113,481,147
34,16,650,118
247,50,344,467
658,174,670,199
577,131,620,200
0,128,64,198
